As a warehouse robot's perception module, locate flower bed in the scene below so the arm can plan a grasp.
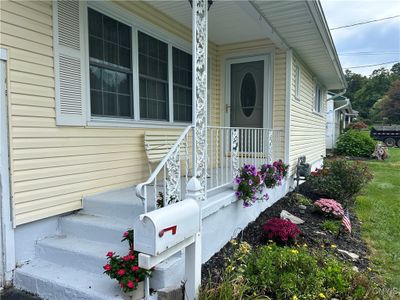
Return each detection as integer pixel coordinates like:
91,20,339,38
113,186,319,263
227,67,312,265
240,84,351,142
200,191,395,299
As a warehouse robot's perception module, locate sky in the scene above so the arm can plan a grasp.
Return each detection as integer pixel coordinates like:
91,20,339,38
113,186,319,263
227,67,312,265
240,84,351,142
320,0,400,77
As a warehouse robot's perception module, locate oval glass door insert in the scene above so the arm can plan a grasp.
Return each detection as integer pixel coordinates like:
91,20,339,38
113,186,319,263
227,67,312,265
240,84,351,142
240,72,256,117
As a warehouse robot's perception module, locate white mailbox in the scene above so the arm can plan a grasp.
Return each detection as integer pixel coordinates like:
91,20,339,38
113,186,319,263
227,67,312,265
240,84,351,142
134,199,200,256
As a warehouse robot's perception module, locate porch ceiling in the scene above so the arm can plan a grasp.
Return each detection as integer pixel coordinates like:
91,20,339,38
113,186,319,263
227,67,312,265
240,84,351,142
146,0,268,44
146,0,346,90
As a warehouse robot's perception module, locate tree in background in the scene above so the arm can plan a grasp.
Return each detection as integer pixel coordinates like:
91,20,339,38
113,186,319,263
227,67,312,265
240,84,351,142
378,80,400,123
344,63,400,123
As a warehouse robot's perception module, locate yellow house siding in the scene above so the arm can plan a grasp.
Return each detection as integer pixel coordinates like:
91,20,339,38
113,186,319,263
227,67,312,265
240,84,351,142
0,0,224,225
289,56,326,171
1,0,287,225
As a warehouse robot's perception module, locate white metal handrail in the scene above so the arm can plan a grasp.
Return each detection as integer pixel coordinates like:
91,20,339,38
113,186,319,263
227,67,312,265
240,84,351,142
136,125,194,213
206,126,284,192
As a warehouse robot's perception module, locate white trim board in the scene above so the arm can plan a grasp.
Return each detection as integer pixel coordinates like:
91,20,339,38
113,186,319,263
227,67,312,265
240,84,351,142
0,48,16,286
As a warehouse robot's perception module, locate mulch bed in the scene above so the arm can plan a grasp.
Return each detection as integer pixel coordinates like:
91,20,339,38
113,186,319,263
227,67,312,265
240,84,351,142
201,191,370,286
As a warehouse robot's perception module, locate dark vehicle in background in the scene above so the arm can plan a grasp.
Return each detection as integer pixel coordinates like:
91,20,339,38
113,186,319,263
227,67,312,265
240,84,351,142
370,125,400,147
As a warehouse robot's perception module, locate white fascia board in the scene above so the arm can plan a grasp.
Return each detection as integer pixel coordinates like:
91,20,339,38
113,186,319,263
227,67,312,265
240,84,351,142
305,1,347,89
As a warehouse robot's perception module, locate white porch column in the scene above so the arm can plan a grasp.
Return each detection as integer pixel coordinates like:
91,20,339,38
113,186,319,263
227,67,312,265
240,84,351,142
192,0,208,201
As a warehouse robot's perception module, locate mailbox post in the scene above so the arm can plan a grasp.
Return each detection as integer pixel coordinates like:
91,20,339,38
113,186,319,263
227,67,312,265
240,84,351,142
134,177,203,300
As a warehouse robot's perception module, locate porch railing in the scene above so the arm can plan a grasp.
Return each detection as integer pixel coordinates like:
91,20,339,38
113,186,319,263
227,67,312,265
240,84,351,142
136,126,284,212
136,125,194,213
206,127,284,192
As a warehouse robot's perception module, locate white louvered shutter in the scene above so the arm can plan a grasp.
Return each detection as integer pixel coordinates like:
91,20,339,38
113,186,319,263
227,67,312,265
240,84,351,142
54,0,86,126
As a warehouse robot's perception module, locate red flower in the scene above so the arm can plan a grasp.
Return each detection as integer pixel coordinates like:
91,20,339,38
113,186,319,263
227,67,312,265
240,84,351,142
131,266,140,272
135,277,139,282
106,251,113,258
127,281,135,289
123,231,129,237
103,264,111,271
130,255,136,260
117,269,125,276
123,255,130,261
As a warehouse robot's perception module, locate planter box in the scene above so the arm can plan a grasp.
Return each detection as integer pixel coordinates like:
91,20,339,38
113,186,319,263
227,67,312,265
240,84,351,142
125,282,145,300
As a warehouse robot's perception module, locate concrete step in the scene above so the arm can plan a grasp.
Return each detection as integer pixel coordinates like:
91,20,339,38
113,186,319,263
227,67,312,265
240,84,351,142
14,259,127,300
59,213,133,244
82,186,146,220
35,236,126,274
34,235,184,291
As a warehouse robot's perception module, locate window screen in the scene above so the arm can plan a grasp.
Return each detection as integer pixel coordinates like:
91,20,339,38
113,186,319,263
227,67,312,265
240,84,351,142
173,47,192,122
88,8,133,118
138,32,169,121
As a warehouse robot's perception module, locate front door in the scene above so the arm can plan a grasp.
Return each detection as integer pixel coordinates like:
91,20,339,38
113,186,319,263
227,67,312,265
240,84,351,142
230,60,264,128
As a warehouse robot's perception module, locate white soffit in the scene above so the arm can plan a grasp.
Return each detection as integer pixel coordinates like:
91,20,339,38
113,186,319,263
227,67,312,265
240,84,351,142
146,0,268,44
146,0,345,89
252,0,344,89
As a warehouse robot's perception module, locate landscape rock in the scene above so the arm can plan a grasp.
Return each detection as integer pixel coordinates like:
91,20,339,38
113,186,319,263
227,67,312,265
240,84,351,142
338,249,359,261
280,210,305,224
314,231,327,236
298,205,307,210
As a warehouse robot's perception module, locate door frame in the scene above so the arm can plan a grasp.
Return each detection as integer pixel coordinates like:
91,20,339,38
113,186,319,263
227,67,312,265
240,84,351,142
223,52,273,129
0,48,15,287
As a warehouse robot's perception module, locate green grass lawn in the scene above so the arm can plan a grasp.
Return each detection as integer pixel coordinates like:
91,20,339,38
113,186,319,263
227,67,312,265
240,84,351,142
355,147,400,288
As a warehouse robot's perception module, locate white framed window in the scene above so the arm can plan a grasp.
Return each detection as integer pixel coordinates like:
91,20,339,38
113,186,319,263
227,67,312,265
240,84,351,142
314,83,323,113
294,64,300,100
87,7,193,123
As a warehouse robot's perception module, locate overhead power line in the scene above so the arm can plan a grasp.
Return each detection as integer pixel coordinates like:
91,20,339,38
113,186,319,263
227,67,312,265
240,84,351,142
343,60,399,69
339,51,400,56
330,15,400,30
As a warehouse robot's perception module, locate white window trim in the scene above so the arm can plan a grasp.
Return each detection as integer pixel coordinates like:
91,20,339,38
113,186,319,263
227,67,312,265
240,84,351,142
313,81,325,117
83,1,193,127
294,63,300,101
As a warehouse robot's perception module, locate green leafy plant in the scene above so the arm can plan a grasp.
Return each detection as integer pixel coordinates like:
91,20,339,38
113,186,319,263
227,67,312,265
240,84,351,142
303,159,373,207
200,242,386,300
103,230,151,292
320,220,341,235
335,130,376,157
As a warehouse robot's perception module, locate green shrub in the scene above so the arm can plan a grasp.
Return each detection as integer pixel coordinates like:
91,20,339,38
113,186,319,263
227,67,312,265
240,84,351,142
335,130,375,157
320,220,341,235
243,244,354,299
303,159,373,207
200,242,385,300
